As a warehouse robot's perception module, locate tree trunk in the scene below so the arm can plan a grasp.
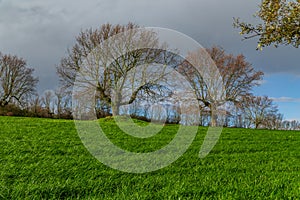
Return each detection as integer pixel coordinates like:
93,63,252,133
112,92,121,116
255,123,259,129
209,103,217,127
112,104,120,116
210,112,217,127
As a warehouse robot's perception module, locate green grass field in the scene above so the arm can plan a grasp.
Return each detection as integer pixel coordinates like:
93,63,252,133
0,116,300,199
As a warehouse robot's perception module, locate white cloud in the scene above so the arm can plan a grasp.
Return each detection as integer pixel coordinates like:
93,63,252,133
271,97,300,103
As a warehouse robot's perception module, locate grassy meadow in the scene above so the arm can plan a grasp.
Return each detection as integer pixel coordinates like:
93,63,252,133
0,116,300,199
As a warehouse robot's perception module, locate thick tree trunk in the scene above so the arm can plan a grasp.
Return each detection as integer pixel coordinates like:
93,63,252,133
209,104,217,127
112,92,121,116
112,104,120,116
210,112,217,127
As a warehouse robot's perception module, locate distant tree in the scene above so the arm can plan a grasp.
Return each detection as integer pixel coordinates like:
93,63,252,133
239,95,279,129
57,23,176,116
291,120,300,130
54,87,66,118
41,90,54,115
0,53,38,107
25,95,42,116
179,46,263,126
263,112,283,130
282,120,290,130
281,120,300,130
234,0,300,49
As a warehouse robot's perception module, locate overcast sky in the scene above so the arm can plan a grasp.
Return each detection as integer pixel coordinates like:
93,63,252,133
0,0,299,120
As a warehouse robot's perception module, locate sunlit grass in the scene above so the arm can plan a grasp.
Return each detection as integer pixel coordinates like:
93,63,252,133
0,116,299,199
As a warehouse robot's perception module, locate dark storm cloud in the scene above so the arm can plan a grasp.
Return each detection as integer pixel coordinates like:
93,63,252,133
0,0,298,92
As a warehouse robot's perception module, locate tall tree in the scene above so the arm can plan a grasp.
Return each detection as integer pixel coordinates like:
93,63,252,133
179,46,264,126
234,0,300,49
58,23,176,116
0,53,38,107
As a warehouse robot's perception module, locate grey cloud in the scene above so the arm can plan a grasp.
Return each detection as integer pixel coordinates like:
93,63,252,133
0,0,298,92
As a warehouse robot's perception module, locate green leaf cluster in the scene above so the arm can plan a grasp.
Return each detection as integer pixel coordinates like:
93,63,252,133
234,0,300,49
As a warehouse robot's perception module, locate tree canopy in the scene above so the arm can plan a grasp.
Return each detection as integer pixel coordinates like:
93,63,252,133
57,23,176,116
234,0,300,49
179,46,264,126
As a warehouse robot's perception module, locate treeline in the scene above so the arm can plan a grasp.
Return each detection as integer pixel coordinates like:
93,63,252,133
0,89,72,119
0,23,298,130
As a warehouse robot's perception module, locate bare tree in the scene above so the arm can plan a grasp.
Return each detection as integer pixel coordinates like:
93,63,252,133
41,90,55,116
25,95,42,116
0,53,38,107
57,23,176,117
179,46,263,126
281,120,300,131
265,113,283,130
239,95,280,129
54,89,62,117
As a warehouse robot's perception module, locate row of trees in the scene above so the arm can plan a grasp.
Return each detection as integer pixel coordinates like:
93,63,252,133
55,23,285,129
0,20,299,129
